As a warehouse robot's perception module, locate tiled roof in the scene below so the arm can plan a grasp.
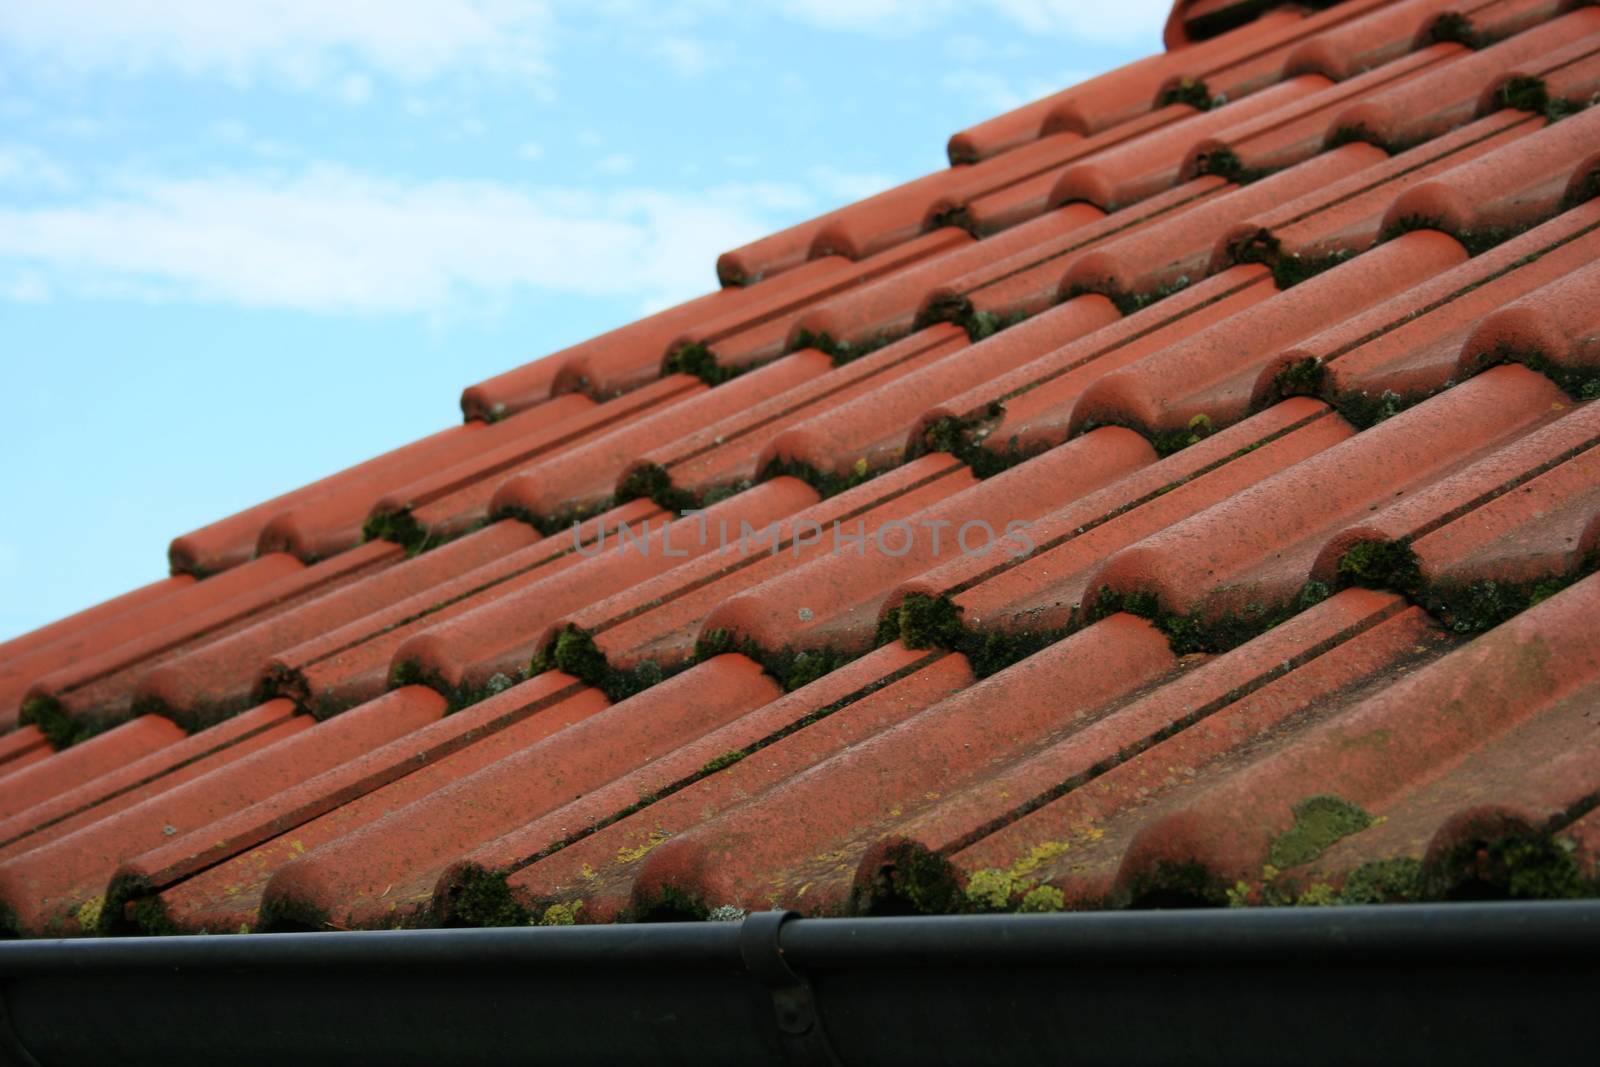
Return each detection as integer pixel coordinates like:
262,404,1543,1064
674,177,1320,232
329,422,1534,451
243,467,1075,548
3,0,1599,937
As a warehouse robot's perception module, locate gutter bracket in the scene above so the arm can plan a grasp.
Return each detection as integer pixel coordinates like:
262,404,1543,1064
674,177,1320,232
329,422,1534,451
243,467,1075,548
739,910,843,1067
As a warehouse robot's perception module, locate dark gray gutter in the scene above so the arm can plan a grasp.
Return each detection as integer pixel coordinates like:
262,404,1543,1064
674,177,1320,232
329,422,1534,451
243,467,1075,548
1,902,1595,1065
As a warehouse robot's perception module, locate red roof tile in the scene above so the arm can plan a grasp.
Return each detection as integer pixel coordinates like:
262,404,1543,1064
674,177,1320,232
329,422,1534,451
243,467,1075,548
3,0,1600,937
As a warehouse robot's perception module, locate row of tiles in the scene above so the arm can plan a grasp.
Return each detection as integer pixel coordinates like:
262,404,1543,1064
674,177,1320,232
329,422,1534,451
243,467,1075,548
0,357,1595,933
6,161,1596,741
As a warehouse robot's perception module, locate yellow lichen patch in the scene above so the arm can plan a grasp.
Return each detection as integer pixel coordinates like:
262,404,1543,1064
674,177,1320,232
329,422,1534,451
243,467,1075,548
615,828,671,864
538,900,584,926
963,839,1076,911
579,863,598,882
76,895,105,932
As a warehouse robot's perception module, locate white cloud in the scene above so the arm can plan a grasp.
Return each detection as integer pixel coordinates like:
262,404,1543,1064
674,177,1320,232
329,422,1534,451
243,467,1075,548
941,68,1096,112
0,1,554,94
778,0,936,33
986,0,1171,43
595,153,636,175
2,273,50,303
656,35,714,78
517,141,545,161
0,165,827,315
805,165,895,202
779,0,1165,42
0,143,74,191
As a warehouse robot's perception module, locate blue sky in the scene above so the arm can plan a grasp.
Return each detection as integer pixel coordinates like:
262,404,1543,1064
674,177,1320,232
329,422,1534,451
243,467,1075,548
0,0,1167,641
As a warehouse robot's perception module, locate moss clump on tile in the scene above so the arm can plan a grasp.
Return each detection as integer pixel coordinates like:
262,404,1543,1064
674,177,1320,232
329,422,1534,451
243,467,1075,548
1427,11,1479,47
1066,277,1192,318
1270,248,1355,290
1120,859,1226,908
693,627,858,693
626,884,708,923
19,694,112,750
1334,387,1411,429
879,593,1064,679
1425,574,1580,634
616,463,697,513
531,624,678,703
1267,796,1376,870
662,342,743,386
1093,582,1329,658
444,864,532,927
361,508,432,555
1146,413,1215,458
1428,832,1593,901
927,204,979,237
1472,343,1600,402
1494,76,1548,115
255,893,332,933
1338,857,1424,904
1192,147,1275,185
964,307,1030,342
1336,539,1423,594
790,327,898,367
757,453,878,500
891,593,967,651
853,839,966,916
1382,213,1528,257
1159,78,1215,111
1272,357,1325,400
916,409,1041,481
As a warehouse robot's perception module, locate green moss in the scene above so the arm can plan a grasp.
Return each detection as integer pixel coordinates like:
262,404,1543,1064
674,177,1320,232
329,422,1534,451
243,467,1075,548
530,624,676,703
445,865,532,927
1267,795,1376,869
19,695,113,750
1383,213,1527,256
1067,276,1193,318
1494,75,1548,115
1334,387,1409,429
1475,343,1600,402
927,204,978,237
698,749,747,775
1090,585,1319,658
662,342,743,386
693,627,857,693
1337,539,1423,594
790,328,897,367
1272,357,1324,399
853,839,966,916
362,508,431,554
964,307,1029,342
1148,413,1215,458
1428,11,1478,47
1159,78,1214,111
616,463,697,513
1192,146,1275,185
1339,857,1424,904
1425,574,1579,634
892,593,967,650
1271,248,1354,289
256,893,332,933
757,454,878,499
1428,832,1593,901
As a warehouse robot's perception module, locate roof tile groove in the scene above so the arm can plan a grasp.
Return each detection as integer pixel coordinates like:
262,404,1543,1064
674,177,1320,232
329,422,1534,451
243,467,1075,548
6,0,1600,934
